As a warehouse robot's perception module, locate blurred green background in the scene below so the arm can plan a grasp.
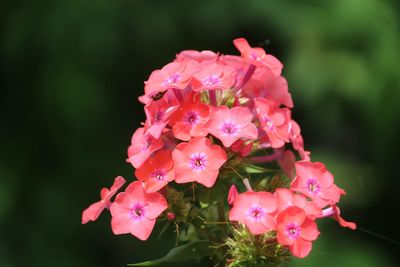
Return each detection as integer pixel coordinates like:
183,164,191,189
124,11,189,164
1,0,399,266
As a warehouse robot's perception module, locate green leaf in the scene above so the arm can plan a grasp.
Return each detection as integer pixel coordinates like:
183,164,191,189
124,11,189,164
128,240,212,266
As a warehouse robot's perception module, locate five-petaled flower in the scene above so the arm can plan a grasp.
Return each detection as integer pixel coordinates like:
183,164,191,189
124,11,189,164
172,137,227,188
110,181,168,241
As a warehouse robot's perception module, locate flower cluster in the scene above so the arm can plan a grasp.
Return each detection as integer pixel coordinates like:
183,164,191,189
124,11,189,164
82,38,355,264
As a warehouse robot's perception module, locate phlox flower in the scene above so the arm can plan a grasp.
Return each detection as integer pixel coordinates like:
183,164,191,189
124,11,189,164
206,106,258,147
243,69,293,108
82,176,126,224
168,100,210,141
229,191,277,235
254,98,291,148
144,97,179,139
233,37,283,76
135,150,174,193
127,127,163,168
291,161,345,208
172,137,227,188
274,188,321,218
110,181,167,241
144,60,198,98
276,206,320,258
191,62,236,92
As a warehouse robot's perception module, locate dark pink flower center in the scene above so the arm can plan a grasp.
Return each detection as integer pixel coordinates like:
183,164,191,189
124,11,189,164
222,122,237,135
202,76,220,87
190,153,207,171
165,73,181,85
152,170,165,181
248,206,265,221
131,204,145,220
185,111,199,125
307,179,320,193
286,223,300,238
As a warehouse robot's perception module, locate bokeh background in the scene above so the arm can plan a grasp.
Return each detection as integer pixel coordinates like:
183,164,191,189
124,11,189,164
1,0,400,266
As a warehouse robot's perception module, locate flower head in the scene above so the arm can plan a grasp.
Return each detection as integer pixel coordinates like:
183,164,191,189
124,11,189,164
276,206,320,258
82,176,126,224
135,150,174,193
291,161,344,208
127,127,163,168
110,181,167,240
254,98,291,148
207,106,258,147
229,191,277,235
233,38,283,76
168,100,210,141
144,60,198,98
172,137,227,188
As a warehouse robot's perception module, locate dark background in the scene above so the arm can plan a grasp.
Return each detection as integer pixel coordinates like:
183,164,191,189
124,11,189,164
1,0,400,266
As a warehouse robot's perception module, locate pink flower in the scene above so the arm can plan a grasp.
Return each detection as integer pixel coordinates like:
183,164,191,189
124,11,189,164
243,70,293,108
254,98,291,148
291,161,344,208
144,60,198,98
176,50,218,63
206,106,258,147
168,100,210,141
274,188,321,218
229,191,277,235
276,206,320,258
228,184,239,205
82,176,126,224
135,150,174,193
110,181,168,241
233,38,283,76
144,97,179,139
127,127,163,168
191,62,236,92
172,137,227,188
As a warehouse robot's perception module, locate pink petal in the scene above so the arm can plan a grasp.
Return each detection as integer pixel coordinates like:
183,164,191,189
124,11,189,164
300,218,320,241
290,238,312,258
81,201,106,224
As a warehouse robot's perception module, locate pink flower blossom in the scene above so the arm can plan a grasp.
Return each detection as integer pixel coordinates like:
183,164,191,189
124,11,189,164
233,38,283,76
110,181,167,241
144,97,179,139
274,188,321,218
82,176,126,224
276,206,320,258
135,150,174,193
254,98,291,148
176,50,218,63
207,106,258,147
144,60,198,98
172,137,227,188
168,100,210,141
291,161,345,208
127,127,163,168
229,191,277,235
243,70,293,108
191,62,236,92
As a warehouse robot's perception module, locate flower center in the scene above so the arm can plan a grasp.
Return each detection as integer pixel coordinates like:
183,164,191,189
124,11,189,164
222,122,237,135
131,204,145,220
203,76,220,87
165,73,181,85
185,111,199,125
190,153,207,171
286,223,300,238
248,206,265,221
307,179,320,193
152,170,165,181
